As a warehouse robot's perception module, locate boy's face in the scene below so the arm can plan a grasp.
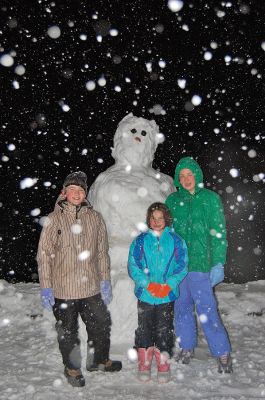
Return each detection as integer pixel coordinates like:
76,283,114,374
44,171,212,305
149,210,166,233
62,185,86,206
179,168,196,194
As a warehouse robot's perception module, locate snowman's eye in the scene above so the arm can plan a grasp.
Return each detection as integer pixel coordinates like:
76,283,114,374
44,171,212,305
141,130,147,136
131,128,137,134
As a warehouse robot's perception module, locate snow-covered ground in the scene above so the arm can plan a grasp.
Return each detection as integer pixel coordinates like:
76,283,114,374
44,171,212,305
1,279,265,400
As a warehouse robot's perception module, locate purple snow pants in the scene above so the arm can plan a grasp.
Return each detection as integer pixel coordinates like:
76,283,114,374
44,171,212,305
174,272,231,357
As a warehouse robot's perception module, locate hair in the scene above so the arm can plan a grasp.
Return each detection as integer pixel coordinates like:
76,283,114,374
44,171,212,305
146,202,172,228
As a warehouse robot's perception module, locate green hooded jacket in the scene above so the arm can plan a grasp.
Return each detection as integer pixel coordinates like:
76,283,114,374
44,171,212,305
165,157,227,272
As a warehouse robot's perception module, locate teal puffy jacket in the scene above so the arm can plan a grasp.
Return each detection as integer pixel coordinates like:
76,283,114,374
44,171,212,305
165,157,227,273
128,227,188,305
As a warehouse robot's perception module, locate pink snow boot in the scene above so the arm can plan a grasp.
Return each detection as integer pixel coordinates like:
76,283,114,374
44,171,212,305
154,348,171,383
137,347,154,382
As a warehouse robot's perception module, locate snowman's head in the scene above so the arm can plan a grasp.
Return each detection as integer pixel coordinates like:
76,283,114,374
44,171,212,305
112,113,163,167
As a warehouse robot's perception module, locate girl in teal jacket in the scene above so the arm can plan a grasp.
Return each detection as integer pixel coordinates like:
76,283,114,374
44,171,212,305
128,202,188,383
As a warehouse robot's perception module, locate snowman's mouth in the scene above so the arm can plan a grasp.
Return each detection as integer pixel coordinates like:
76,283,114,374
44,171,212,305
134,137,141,143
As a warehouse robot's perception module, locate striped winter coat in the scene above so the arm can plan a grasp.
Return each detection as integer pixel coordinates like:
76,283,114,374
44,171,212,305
37,199,110,299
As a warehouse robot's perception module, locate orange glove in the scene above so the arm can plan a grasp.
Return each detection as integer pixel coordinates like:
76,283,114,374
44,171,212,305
158,284,171,298
147,283,171,298
147,282,161,296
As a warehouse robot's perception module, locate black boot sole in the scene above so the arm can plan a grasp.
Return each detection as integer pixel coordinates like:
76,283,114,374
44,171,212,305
87,361,122,372
105,361,122,372
64,370,85,387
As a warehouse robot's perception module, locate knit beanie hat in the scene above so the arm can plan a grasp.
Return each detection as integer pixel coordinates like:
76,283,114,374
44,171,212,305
63,171,88,194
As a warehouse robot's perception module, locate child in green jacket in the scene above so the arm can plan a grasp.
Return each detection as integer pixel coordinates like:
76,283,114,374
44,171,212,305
166,157,232,373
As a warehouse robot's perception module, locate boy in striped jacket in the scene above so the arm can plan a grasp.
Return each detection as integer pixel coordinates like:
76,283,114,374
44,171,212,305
37,171,121,387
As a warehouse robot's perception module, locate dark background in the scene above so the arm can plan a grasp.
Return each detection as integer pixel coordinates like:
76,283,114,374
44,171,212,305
0,0,264,284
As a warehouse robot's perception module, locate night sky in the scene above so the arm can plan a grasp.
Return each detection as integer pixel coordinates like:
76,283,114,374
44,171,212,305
0,0,264,284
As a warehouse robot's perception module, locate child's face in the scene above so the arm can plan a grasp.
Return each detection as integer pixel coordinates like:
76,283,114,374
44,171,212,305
149,210,166,233
63,185,86,206
179,168,196,194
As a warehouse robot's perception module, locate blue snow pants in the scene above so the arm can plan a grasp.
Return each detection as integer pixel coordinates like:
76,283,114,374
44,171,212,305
174,272,231,357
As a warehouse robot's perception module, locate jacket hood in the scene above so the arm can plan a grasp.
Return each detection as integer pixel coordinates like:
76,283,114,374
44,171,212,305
174,157,203,192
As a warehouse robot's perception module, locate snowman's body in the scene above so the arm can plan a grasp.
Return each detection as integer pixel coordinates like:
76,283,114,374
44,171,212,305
90,164,173,247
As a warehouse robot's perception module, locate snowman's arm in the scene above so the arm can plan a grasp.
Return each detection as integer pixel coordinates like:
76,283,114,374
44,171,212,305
89,179,115,212
159,173,176,194
127,239,150,288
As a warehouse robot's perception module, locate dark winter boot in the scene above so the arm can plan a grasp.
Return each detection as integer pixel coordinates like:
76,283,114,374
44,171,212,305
87,359,122,372
64,367,85,387
217,353,233,373
137,347,154,382
175,349,194,364
154,348,171,383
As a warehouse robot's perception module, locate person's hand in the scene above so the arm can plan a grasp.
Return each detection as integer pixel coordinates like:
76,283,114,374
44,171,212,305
40,288,55,311
100,280,113,305
147,282,171,298
158,284,171,298
147,282,161,296
210,263,224,287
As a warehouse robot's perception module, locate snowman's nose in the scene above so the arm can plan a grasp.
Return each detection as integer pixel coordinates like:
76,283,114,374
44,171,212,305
134,137,141,142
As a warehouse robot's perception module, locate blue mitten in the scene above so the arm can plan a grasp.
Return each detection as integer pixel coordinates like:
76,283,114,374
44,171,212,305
40,288,55,311
100,280,113,305
210,263,224,287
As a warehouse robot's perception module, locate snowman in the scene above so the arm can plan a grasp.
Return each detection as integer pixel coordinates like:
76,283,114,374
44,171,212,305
88,113,175,342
